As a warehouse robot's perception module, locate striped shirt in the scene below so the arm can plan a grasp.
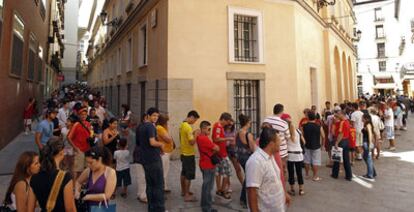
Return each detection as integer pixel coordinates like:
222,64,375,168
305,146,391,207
263,116,291,158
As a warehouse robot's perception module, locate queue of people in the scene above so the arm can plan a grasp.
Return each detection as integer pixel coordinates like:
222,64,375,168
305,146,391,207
1,83,412,212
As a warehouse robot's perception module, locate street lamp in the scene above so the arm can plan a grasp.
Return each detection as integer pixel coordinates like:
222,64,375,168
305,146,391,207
99,11,119,27
317,0,336,12
352,30,362,42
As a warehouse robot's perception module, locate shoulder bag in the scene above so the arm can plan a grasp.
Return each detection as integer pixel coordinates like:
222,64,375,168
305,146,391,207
78,121,96,147
46,170,66,212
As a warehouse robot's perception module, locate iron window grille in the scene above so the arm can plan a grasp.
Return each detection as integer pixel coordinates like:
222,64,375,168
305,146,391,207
234,15,258,62
233,80,260,137
379,61,386,72
377,43,385,58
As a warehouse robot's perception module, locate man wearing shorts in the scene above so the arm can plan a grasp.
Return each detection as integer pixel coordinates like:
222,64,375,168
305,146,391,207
302,112,325,181
350,103,364,160
384,101,396,151
213,112,234,200
179,110,200,202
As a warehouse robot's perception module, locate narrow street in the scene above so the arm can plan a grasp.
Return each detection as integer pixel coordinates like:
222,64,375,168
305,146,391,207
1,116,413,212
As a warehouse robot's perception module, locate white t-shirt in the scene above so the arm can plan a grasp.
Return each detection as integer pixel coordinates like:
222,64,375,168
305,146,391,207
246,148,286,212
384,108,394,127
370,114,382,139
351,110,364,133
114,150,130,171
287,129,304,162
95,106,106,123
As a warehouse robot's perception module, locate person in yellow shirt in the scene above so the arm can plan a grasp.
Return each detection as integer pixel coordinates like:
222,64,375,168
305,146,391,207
179,110,200,202
156,114,175,193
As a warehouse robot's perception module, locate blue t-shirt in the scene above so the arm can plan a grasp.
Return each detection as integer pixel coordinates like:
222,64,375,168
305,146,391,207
137,122,161,165
36,120,54,145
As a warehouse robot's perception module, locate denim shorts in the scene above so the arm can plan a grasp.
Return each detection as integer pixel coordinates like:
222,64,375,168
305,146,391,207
304,148,321,166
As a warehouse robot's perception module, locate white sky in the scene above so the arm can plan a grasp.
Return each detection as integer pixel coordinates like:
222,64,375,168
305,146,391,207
78,0,94,28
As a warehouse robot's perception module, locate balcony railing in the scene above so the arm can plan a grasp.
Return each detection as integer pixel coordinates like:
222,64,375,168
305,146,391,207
374,17,384,22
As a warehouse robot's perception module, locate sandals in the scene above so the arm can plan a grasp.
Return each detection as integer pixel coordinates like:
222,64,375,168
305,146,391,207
299,190,305,196
216,191,231,199
287,189,295,196
312,177,322,181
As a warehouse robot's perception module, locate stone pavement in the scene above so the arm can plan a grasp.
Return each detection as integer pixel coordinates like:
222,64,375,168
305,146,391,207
1,116,414,211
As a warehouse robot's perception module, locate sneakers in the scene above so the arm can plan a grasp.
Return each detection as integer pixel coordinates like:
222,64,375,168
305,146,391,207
360,175,375,182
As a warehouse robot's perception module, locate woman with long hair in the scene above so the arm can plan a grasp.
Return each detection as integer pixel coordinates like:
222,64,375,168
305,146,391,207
361,114,377,180
156,114,174,193
286,120,305,196
102,118,120,162
3,151,40,211
28,137,76,212
236,114,256,208
75,146,116,208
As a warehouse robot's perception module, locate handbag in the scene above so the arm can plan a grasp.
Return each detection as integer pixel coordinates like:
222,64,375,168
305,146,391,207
200,147,221,165
78,121,96,147
46,170,66,212
75,184,89,212
90,197,116,212
331,147,343,163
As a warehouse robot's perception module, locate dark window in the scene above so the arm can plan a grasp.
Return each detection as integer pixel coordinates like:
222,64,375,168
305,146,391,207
109,86,113,111
39,0,46,20
117,85,120,115
140,81,146,118
234,15,258,62
11,34,24,76
155,80,159,109
0,20,3,47
28,49,36,80
233,80,260,136
127,83,131,108
37,57,43,81
379,61,386,72
377,43,385,58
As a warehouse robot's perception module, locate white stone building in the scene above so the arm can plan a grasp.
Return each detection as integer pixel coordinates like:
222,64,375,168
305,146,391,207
355,0,414,97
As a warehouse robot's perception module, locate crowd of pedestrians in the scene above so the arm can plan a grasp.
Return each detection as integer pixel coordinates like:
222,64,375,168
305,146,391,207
1,82,413,212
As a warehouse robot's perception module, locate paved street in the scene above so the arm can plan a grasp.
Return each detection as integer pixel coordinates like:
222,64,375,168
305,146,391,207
1,116,414,211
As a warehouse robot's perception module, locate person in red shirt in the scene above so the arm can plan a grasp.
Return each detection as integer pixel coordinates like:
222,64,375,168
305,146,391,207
331,110,353,181
23,98,35,135
68,106,92,181
212,112,234,200
196,121,219,212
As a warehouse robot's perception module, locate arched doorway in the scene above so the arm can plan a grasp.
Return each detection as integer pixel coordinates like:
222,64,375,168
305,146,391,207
334,47,343,102
348,57,354,100
342,52,349,101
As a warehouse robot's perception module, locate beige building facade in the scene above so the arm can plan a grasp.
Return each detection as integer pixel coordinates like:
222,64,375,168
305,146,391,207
85,0,357,138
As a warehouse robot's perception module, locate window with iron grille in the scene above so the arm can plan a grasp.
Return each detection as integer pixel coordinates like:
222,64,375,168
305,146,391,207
234,15,258,62
379,61,386,72
11,14,25,77
377,43,385,58
233,80,260,136
28,34,37,80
